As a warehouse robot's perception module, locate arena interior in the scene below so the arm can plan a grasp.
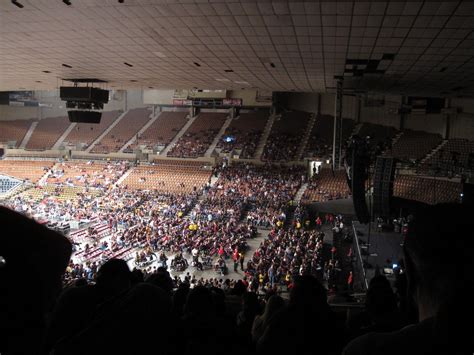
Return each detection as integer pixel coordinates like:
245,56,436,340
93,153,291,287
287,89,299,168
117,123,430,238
1,1,473,354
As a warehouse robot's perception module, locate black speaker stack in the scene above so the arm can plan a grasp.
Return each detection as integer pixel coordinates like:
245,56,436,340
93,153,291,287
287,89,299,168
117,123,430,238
373,157,395,217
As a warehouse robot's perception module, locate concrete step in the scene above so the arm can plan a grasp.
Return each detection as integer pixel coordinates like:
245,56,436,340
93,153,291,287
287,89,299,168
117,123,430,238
19,121,38,148
254,114,276,160
161,114,198,157
205,116,232,157
119,111,159,153
297,113,316,160
85,110,129,153
52,122,77,149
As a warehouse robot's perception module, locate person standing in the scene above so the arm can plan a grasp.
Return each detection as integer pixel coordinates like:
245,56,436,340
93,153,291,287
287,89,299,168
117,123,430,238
239,252,245,271
233,248,239,272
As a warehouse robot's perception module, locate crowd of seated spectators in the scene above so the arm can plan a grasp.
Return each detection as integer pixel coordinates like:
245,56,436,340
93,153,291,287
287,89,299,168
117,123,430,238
168,112,227,158
217,111,268,158
262,110,311,161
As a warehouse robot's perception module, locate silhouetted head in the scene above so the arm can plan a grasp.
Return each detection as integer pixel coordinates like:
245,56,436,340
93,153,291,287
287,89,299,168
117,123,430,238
289,275,328,313
404,203,474,320
184,286,215,319
366,275,397,317
96,259,131,297
145,270,174,294
262,295,285,326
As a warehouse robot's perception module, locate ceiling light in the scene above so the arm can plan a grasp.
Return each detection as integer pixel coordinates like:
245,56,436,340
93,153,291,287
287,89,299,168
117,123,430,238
42,70,51,73
224,69,234,73
11,0,23,8
194,62,201,67
153,51,166,58
215,78,230,82
124,62,133,67
234,81,249,85
62,63,72,68
63,0,71,5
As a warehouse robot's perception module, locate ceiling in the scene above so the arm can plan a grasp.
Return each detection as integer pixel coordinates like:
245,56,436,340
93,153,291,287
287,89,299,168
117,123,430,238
0,0,474,96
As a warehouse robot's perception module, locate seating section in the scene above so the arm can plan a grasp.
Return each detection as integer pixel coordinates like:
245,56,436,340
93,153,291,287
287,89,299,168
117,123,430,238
46,161,129,188
305,116,355,158
358,122,398,153
394,175,461,205
421,138,474,174
125,111,189,152
167,112,227,158
120,160,211,193
302,168,351,203
0,119,34,147
0,175,22,194
25,116,70,150
91,108,151,153
216,111,268,158
0,160,54,182
63,111,121,149
392,130,442,162
19,184,101,202
262,110,311,161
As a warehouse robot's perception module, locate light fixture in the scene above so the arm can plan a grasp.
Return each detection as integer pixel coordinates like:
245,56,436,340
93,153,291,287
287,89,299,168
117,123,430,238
124,62,133,67
62,63,72,68
63,0,71,5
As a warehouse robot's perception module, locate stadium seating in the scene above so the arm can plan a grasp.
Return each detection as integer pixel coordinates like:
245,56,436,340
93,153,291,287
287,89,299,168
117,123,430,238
263,110,311,161
394,175,461,205
91,108,151,153
19,184,101,202
63,111,121,149
392,130,443,162
358,122,398,154
0,119,34,147
25,116,70,150
305,116,355,158
216,111,268,158
167,112,227,158
120,160,211,193
420,138,474,174
302,168,351,203
125,111,188,152
0,160,54,182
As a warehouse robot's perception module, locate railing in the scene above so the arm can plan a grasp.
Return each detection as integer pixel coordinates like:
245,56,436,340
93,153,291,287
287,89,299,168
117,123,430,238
352,221,369,292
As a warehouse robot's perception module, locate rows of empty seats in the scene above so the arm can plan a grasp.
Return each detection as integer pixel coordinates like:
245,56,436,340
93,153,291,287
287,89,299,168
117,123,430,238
216,111,268,158
125,111,189,152
25,116,70,150
262,110,311,161
46,161,129,187
391,130,443,162
421,138,474,174
0,160,54,182
19,184,101,202
63,111,121,149
120,160,211,193
302,168,351,203
0,119,33,147
358,122,398,154
305,116,355,158
167,112,227,158
91,108,151,154
394,175,461,205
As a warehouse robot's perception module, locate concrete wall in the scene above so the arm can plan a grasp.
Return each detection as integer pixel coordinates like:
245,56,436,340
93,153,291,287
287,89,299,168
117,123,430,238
405,113,446,135
450,112,474,140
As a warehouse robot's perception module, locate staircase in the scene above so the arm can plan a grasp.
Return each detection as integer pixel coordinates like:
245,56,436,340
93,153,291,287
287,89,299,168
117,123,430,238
37,162,58,185
114,166,134,186
205,116,233,157
19,121,38,148
294,183,308,204
119,112,160,153
296,113,316,160
52,123,76,149
420,139,448,164
161,114,198,156
254,113,276,160
85,110,129,153
391,131,404,147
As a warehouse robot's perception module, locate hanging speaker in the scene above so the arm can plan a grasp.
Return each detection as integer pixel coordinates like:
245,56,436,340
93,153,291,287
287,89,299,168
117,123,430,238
373,156,395,217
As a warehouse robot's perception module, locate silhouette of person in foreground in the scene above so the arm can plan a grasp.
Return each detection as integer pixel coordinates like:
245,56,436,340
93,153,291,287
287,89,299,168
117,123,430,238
0,206,72,355
344,203,474,355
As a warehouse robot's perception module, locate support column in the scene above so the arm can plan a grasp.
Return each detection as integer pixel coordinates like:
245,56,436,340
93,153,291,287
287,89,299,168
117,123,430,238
333,79,343,170
317,93,321,117
356,95,361,124
444,98,451,140
400,96,407,131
